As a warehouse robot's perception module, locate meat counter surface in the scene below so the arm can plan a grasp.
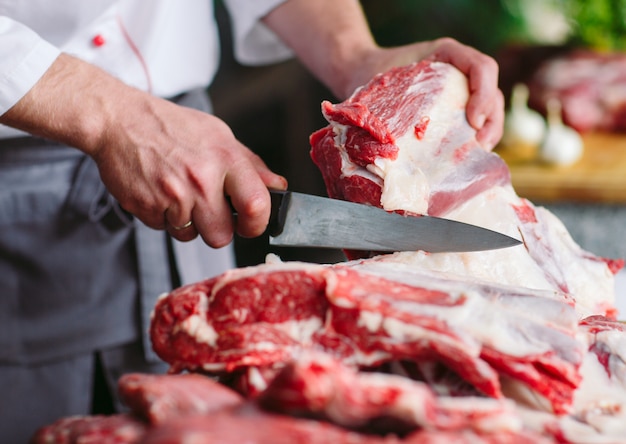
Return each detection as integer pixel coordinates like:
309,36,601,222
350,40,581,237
31,60,626,444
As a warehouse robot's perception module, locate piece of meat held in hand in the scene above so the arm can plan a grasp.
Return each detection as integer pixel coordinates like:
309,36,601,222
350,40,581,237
118,373,244,425
310,59,623,318
310,60,510,219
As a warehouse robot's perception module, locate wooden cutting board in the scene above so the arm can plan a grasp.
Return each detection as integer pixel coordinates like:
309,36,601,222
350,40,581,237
495,132,626,203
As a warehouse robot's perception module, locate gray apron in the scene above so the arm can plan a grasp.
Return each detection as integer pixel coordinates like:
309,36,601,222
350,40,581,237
0,89,235,442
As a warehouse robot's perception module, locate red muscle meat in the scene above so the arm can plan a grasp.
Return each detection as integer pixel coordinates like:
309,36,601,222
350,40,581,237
528,50,626,133
139,407,393,444
150,261,583,415
257,351,520,435
311,60,620,318
30,414,146,444
139,404,548,444
118,373,243,425
311,60,511,219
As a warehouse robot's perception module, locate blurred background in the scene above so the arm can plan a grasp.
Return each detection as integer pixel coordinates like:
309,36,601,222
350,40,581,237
209,0,626,267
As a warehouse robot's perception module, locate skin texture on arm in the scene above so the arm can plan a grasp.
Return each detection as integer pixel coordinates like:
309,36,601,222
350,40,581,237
263,0,504,150
0,53,287,246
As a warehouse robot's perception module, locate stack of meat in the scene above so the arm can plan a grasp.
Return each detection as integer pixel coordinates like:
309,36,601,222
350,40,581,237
33,61,626,444
528,49,626,133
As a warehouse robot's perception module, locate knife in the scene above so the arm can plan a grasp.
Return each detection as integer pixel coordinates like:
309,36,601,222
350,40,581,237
264,190,521,253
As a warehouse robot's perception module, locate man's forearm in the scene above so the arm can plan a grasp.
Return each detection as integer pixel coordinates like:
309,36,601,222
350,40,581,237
263,0,378,99
0,53,147,156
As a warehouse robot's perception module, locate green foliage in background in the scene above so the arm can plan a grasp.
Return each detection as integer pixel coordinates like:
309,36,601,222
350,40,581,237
563,0,626,50
360,0,626,54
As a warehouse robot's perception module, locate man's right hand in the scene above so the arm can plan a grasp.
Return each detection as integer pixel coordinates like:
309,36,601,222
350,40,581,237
0,53,287,247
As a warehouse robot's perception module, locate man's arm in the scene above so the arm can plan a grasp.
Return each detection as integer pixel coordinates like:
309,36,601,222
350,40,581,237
0,53,287,246
263,0,504,150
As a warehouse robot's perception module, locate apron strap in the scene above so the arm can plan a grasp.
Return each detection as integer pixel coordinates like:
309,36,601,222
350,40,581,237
134,221,172,363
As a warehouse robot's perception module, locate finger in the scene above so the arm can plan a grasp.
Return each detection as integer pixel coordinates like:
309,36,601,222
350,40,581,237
188,184,236,248
164,206,199,242
246,151,288,190
126,206,166,231
475,90,505,151
110,190,167,231
464,61,500,132
164,202,192,230
166,222,199,242
224,162,273,239
429,39,500,131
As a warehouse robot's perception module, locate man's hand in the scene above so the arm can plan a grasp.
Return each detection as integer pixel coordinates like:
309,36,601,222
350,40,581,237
0,54,287,246
346,38,505,151
264,0,504,150
94,100,287,246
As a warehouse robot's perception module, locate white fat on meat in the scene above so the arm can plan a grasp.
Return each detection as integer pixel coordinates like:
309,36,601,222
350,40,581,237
561,321,626,441
348,261,579,360
516,330,626,442
367,186,615,317
376,67,472,214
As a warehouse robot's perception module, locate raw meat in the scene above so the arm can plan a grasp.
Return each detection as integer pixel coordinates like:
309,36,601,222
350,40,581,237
30,414,146,444
310,61,510,217
138,406,393,444
527,50,626,133
117,373,244,425
310,60,621,318
257,351,521,435
139,406,548,444
149,259,583,415
504,316,626,443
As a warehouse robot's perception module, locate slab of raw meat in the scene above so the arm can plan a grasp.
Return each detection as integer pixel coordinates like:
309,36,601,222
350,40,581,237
150,258,583,415
310,60,510,217
341,261,583,413
528,49,626,133
30,414,146,444
257,351,522,435
149,261,329,378
138,404,547,444
310,60,622,318
117,373,243,425
138,406,393,444
508,316,626,442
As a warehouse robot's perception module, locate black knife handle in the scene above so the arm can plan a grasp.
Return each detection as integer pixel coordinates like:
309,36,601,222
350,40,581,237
267,189,291,237
228,189,291,237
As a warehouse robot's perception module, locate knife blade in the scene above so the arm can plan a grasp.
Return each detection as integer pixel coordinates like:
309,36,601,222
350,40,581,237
265,190,521,253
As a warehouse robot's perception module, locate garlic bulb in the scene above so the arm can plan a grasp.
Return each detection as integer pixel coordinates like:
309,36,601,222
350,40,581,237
539,98,583,166
502,83,546,147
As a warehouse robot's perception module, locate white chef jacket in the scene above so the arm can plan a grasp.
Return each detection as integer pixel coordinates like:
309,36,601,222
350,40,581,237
0,0,293,138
